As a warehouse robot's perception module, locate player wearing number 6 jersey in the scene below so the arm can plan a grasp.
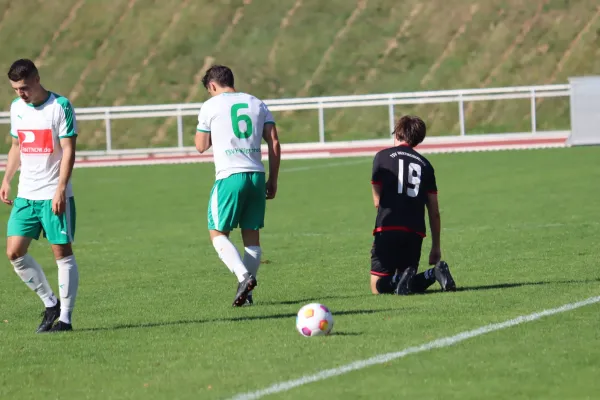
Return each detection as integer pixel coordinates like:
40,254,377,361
195,65,281,307
370,116,456,295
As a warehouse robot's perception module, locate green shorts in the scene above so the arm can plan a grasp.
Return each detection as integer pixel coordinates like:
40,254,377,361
7,197,76,245
208,172,266,232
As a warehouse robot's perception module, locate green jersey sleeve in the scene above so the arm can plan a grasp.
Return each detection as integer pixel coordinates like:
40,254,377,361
56,96,77,138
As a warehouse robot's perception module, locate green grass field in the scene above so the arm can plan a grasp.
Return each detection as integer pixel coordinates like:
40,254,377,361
1,147,599,399
1,0,599,149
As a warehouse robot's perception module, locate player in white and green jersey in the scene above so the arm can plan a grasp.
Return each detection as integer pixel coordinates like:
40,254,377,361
1,59,79,333
195,65,281,307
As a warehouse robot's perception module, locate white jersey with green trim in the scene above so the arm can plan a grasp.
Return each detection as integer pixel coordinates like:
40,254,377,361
9,92,78,200
196,92,275,180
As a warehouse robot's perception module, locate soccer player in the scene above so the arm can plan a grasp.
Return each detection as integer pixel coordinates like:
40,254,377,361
1,59,79,332
370,116,456,295
195,65,280,307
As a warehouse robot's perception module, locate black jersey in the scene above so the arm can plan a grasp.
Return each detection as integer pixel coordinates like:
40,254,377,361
371,145,437,237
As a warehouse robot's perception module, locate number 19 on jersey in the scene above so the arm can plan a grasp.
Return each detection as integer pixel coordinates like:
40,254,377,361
398,159,422,197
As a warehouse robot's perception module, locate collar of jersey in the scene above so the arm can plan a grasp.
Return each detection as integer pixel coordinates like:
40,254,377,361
26,91,52,108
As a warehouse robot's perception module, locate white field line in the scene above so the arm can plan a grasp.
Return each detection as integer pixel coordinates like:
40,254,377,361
442,220,599,233
258,220,598,239
280,158,370,172
77,220,597,246
229,295,600,400
0,134,568,171
42,160,370,188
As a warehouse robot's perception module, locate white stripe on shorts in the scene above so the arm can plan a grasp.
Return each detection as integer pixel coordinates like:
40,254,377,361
210,186,220,229
65,197,74,244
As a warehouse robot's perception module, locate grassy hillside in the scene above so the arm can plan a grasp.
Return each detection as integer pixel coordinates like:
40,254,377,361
0,0,599,150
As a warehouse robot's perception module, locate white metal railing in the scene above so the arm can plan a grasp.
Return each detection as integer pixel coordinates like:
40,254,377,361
0,84,571,153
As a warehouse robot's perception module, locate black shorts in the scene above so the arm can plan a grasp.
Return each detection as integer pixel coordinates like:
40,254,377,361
370,231,423,277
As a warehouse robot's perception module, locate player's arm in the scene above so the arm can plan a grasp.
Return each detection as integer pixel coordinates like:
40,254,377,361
2,104,21,205
195,103,212,154
426,193,441,265
425,164,441,264
371,184,382,208
53,99,77,215
195,131,211,154
371,152,382,208
263,123,280,200
53,136,76,215
58,137,76,190
1,137,21,205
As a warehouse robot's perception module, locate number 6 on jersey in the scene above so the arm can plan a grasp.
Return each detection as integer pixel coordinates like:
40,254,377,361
231,103,253,139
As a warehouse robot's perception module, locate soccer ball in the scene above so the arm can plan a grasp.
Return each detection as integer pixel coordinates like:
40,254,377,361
296,303,334,337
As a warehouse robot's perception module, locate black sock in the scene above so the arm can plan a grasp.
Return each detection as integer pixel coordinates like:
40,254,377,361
410,268,436,293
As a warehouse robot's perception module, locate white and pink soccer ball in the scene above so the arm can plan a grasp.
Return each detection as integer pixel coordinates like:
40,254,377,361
296,303,334,337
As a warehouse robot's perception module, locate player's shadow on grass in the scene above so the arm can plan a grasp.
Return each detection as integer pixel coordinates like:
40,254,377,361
261,294,366,306
455,278,600,292
78,307,401,333
330,331,361,336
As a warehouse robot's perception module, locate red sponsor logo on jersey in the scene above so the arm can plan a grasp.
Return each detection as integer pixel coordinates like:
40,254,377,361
17,129,54,154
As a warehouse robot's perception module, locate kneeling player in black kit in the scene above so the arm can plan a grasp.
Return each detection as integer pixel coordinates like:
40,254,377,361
370,116,456,295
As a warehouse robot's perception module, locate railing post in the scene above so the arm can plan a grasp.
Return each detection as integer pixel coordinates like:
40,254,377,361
388,98,395,134
318,103,325,143
177,106,184,148
530,89,537,134
104,109,112,152
458,94,466,136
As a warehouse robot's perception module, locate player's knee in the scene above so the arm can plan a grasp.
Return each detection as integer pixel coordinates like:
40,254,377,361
6,248,25,261
370,275,393,294
374,276,394,294
209,230,230,241
52,244,73,260
241,229,260,247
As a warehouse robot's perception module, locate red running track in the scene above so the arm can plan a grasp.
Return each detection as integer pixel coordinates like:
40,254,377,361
0,136,567,169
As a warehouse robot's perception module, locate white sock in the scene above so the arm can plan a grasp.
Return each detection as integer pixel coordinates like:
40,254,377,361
243,246,261,294
12,254,57,308
56,255,79,324
212,235,248,283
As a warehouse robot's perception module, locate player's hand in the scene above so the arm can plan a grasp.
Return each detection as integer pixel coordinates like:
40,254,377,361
429,247,441,265
266,179,277,200
0,181,12,205
52,189,66,215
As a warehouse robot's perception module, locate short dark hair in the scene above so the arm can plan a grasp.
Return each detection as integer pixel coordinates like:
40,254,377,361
393,116,427,147
202,65,234,89
7,59,39,82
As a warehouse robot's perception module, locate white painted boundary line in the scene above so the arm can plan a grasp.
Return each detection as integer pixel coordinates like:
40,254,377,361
229,295,600,400
0,131,569,171
280,159,370,172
